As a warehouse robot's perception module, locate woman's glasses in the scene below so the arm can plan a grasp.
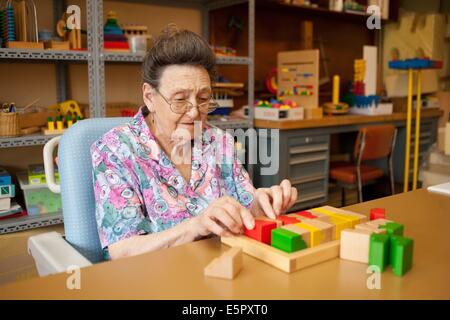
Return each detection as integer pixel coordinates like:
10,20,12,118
155,88,219,115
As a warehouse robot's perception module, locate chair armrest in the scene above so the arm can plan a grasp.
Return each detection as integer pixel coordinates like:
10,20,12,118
28,231,92,277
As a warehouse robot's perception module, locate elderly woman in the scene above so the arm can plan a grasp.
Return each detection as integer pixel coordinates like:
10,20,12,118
91,25,298,260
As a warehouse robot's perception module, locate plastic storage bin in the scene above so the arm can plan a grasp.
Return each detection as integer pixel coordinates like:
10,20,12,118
18,173,62,216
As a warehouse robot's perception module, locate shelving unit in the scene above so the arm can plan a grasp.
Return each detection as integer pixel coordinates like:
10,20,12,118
0,0,255,233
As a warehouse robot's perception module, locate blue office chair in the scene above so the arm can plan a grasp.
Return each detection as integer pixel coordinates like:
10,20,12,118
29,117,129,275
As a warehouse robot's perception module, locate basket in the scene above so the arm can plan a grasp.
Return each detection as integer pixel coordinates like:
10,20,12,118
0,112,21,137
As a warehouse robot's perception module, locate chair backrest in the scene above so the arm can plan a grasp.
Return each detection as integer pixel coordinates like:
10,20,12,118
354,124,397,162
58,117,129,263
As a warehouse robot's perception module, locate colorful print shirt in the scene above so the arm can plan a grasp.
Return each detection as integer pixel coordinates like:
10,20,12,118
91,107,255,258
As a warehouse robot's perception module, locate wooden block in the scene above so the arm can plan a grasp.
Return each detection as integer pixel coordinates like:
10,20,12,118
281,224,311,247
244,220,277,245
293,222,322,247
221,235,340,273
355,222,386,234
370,208,386,221
340,228,372,263
300,217,336,242
6,41,45,49
445,122,450,156
380,222,404,236
20,127,40,135
304,107,323,120
366,218,392,228
319,205,368,223
44,40,70,50
369,233,390,272
313,206,367,227
255,217,282,227
204,247,243,280
42,128,66,135
309,209,352,240
289,210,318,219
271,228,307,253
390,235,414,277
276,215,301,225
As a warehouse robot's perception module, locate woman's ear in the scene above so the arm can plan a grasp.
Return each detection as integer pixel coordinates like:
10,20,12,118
142,83,155,111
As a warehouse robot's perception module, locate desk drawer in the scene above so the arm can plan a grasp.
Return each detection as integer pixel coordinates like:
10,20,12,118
288,135,328,147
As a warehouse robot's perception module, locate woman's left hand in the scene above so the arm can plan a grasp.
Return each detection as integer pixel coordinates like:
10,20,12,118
250,179,298,219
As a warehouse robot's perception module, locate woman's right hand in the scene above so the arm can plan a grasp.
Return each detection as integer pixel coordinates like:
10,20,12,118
188,196,255,238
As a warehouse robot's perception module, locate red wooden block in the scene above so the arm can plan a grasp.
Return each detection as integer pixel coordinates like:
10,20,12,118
277,215,301,225
245,220,277,244
370,208,386,221
292,210,318,219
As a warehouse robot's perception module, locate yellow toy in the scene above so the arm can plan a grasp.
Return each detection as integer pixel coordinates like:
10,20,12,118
323,75,349,115
48,100,83,119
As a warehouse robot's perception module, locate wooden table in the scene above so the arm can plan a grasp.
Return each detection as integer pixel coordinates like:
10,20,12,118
254,109,443,130
0,189,449,299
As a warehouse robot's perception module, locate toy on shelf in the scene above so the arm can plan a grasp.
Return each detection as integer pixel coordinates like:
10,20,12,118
323,75,349,115
121,24,150,54
277,50,322,120
103,11,129,52
254,98,304,121
42,115,81,135
389,57,443,193
48,100,83,119
3,1,43,49
211,45,237,57
204,247,243,280
56,13,82,50
28,164,59,185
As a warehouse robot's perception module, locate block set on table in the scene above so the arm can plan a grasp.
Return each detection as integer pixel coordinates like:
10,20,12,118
244,205,367,254
340,207,414,277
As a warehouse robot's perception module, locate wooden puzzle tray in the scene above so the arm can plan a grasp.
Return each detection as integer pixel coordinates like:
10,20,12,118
221,235,340,273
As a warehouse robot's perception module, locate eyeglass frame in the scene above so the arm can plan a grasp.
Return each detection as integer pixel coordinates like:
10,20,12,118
154,87,220,115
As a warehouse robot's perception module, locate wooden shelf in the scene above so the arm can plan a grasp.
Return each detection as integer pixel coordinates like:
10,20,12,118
257,0,392,23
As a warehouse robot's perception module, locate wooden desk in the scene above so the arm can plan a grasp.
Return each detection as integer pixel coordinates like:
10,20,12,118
254,109,443,130
0,189,449,299
253,109,443,211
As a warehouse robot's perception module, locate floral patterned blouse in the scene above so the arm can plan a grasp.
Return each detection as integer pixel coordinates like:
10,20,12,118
91,107,255,259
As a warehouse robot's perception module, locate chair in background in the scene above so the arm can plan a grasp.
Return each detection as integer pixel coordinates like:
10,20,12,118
329,124,397,206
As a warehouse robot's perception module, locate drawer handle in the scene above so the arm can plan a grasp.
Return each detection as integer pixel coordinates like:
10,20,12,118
294,192,325,204
289,144,328,155
289,155,327,165
290,175,326,185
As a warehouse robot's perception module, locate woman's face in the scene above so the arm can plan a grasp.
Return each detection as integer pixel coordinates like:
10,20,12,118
143,65,211,141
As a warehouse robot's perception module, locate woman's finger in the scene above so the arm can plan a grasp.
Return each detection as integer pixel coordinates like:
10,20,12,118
286,187,298,209
224,197,254,230
221,202,244,232
270,185,283,215
280,179,293,211
257,191,276,219
205,215,232,237
211,207,241,234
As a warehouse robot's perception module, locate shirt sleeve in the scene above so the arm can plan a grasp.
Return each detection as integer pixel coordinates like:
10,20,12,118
91,141,153,253
219,131,256,209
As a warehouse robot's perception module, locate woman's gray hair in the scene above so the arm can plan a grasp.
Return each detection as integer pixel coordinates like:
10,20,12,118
142,24,216,88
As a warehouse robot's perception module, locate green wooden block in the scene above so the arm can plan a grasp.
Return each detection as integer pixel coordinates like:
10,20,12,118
380,222,404,236
390,235,414,277
271,228,307,253
369,233,390,272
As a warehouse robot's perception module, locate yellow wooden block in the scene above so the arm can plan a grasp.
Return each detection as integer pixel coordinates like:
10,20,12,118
313,207,360,228
310,209,351,240
294,222,321,247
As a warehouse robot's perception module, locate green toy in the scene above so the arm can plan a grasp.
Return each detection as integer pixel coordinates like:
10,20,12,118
271,228,307,253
